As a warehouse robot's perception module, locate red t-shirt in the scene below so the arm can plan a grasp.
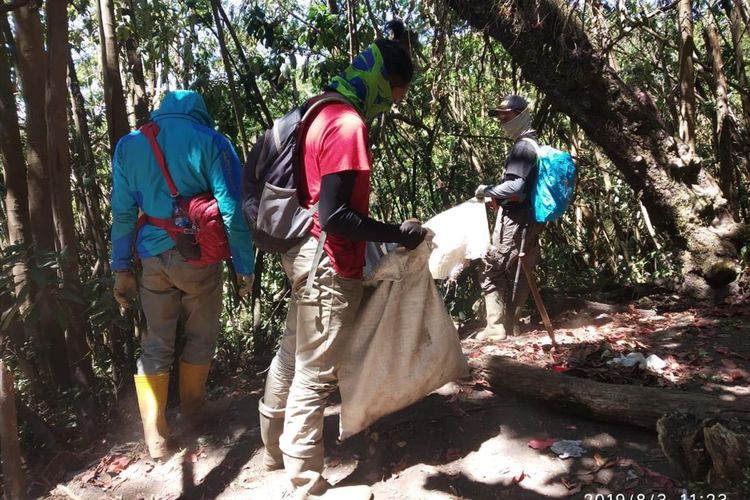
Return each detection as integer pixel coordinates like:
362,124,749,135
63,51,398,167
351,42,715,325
299,102,371,279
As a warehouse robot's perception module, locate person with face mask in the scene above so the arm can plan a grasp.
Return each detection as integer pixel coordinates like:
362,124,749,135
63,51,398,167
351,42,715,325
474,95,545,341
258,20,426,499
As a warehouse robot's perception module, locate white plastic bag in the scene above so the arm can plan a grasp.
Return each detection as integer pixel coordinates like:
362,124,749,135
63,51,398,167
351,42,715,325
423,198,490,280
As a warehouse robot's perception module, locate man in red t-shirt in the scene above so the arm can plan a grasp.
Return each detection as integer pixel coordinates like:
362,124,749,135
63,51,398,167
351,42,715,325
258,21,427,498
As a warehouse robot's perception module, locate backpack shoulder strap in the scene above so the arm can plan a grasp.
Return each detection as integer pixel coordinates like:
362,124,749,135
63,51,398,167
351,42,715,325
301,92,353,125
519,137,541,156
292,93,353,206
140,121,179,198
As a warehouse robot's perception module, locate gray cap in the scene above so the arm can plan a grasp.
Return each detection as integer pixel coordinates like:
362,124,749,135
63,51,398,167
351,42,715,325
488,95,529,117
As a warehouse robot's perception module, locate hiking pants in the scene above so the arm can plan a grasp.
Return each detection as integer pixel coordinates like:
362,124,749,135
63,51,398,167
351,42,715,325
137,248,223,375
261,236,363,494
481,209,544,321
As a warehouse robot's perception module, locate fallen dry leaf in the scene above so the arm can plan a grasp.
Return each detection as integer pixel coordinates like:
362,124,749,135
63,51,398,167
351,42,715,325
80,468,96,485
511,471,526,484
105,455,132,475
561,477,579,490
528,438,555,450
721,358,738,369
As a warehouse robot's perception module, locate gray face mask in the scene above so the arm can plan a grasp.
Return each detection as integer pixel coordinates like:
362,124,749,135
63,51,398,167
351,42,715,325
500,108,531,140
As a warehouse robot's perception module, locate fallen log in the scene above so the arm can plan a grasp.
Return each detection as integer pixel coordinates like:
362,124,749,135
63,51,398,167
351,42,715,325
472,355,750,483
470,355,750,430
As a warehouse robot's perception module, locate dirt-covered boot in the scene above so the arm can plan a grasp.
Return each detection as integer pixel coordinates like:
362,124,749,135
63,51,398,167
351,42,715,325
259,398,285,470
134,372,170,459
179,360,231,432
476,291,507,340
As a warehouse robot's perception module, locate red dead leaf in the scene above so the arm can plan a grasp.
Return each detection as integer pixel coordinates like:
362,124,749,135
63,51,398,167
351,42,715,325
511,471,526,484
721,358,738,369
105,456,132,475
528,438,555,450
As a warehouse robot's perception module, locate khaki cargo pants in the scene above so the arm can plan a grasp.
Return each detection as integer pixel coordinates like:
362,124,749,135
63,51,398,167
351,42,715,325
261,237,363,494
481,209,544,322
137,248,223,375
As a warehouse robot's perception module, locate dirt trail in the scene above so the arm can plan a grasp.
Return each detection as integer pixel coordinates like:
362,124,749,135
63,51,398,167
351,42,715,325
45,300,750,499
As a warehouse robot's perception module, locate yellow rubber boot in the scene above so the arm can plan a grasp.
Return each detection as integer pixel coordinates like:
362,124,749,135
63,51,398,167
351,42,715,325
179,360,210,424
134,373,170,459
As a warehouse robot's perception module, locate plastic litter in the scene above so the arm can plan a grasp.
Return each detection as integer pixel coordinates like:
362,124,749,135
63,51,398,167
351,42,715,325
550,440,586,459
645,354,667,372
609,352,646,368
423,198,490,280
608,352,667,373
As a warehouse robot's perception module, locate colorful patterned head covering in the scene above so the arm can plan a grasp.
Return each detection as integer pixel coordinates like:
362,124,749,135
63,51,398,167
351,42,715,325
328,43,393,123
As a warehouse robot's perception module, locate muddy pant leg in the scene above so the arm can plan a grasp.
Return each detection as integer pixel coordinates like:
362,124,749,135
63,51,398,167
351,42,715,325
259,296,298,463
480,210,511,295
138,252,181,375
172,258,223,366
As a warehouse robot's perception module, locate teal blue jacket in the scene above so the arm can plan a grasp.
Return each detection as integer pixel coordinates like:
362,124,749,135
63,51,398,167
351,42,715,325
110,91,254,274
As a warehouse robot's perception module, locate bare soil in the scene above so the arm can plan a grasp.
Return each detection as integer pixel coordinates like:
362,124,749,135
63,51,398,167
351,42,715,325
40,297,749,499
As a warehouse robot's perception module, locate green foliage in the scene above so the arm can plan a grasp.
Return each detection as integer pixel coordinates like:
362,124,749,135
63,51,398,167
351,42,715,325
1,0,748,445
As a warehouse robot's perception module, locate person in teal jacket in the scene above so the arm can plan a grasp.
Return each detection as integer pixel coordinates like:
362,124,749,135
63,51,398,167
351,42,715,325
110,90,254,460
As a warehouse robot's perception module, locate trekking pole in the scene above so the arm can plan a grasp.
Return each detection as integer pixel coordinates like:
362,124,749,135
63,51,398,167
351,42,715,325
521,256,557,349
511,226,527,305
513,225,557,350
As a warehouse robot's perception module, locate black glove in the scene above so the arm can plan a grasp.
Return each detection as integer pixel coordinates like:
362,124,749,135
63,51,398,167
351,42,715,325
399,220,427,250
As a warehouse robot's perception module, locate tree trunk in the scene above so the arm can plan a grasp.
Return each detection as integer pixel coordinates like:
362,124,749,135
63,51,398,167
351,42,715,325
0,22,46,401
723,0,750,136
446,0,746,297
0,362,25,500
471,355,750,430
68,56,110,274
0,22,32,282
96,0,130,154
209,0,249,161
13,0,71,389
181,25,194,89
346,0,357,60
677,0,696,155
46,0,97,413
703,9,738,216
215,2,273,128
122,1,150,126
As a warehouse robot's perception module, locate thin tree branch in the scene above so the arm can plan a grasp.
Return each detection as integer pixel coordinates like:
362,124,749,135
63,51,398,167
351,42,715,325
0,0,31,14
363,0,382,38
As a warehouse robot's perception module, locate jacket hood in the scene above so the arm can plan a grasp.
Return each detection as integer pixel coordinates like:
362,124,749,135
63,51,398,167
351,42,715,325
151,90,214,127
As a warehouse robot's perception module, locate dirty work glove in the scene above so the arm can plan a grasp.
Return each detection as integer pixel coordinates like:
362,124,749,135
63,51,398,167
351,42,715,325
238,274,255,298
475,184,488,199
113,270,137,308
399,220,428,250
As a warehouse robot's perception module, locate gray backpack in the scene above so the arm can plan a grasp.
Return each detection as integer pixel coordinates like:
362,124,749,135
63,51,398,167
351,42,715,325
241,92,350,253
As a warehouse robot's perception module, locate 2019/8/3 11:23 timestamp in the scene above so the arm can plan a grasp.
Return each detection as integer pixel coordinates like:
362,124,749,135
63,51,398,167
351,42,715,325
680,494,728,500
583,494,728,500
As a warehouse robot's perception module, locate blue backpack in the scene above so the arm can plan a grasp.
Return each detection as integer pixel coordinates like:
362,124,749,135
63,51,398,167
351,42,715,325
521,138,577,223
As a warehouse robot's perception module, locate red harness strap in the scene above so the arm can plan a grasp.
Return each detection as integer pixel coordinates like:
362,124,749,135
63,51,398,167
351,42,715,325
136,122,188,236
